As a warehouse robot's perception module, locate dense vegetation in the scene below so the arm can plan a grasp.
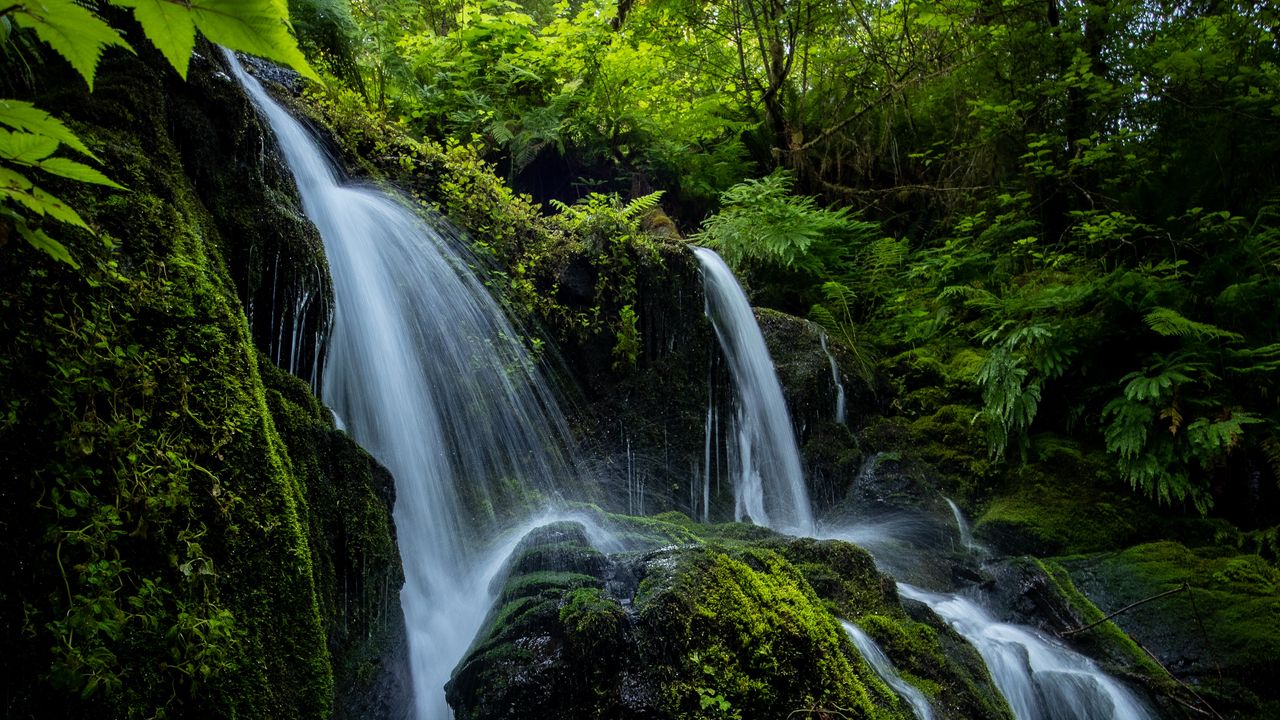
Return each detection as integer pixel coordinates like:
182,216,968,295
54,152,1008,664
282,0,1280,542
3,0,1278,717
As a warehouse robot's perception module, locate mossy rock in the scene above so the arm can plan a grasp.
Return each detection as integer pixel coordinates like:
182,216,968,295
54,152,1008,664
1058,541,1280,718
0,46,403,719
447,519,1011,720
975,439,1158,556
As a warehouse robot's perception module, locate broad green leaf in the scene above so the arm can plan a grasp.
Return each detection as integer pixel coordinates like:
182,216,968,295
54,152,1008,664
0,129,59,164
13,0,133,90
109,0,198,78
0,186,47,215
17,222,80,269
0,99,97,160
36,157,126,189
189,0,320,82
33,186,90,229
0,165,34,191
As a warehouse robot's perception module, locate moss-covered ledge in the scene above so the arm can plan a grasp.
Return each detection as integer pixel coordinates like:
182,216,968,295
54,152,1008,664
445,514,1011,720
0,44,403,719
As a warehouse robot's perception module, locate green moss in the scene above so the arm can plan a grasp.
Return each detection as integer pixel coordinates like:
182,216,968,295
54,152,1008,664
1059,541,1280,717
500,571,601,603
636,547,907,720
976,439,1155,555
0,53,398,719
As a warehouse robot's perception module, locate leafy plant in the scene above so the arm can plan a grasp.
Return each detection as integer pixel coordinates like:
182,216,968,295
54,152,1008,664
693,170,875,275
1,0,317,267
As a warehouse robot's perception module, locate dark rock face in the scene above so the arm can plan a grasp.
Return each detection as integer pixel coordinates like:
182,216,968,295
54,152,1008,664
0,43,404,719
446,517,1014,720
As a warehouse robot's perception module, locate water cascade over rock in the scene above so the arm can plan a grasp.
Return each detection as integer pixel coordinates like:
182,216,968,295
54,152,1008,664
228,53,580,719
693,246,815,535
842,621,935,720
899,584,1154,720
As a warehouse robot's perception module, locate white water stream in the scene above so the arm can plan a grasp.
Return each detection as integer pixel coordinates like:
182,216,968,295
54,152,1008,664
842,621,935,720
229,53,579,720
694,247,814,535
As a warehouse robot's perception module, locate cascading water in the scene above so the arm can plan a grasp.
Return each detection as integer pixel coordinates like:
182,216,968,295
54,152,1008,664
820,332,847,425
841,621,934,720
944,497,979,553
898,585,1154,720
228,54,579,719
694,246,814,535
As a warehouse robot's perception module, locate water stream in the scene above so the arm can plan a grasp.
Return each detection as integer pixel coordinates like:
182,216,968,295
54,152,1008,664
899,585,1154,720
229,53,579,720
841,621,934,720
694,246,815,535
233,52,1154,719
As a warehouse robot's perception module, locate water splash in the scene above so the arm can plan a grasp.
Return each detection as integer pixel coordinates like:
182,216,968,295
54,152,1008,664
841,621,934,720
228,52,579,719
693,246,813,535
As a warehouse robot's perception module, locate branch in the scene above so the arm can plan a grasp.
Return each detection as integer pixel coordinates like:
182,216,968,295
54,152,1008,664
796,59,968,153
1058,582,1187,638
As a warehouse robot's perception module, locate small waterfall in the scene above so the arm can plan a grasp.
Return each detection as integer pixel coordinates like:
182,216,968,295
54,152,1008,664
228,53,578,719
898,585,1154,720
944,497,978,553
820,332,847,424
841,621,934,720
693,247,814,535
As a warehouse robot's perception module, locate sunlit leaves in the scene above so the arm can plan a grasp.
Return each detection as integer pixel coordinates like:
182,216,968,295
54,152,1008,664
111,0,198,78
0,100,98,160
187,0,319,81
10,0,133,90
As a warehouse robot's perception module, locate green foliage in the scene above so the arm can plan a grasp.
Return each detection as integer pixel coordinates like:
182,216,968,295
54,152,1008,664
694,171,875,276
1,0,316,268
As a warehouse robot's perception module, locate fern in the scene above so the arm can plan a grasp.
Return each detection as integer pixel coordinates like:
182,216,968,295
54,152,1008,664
692,169,870,274
1145,307,1244,342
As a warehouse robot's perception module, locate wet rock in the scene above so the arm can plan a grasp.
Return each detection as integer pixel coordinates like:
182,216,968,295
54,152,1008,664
447,518,1013,720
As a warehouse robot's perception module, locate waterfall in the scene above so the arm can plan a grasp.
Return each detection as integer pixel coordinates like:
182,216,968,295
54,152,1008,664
820,332,847,425
841,621,934,720
693,247,814,535
228,53,578,719
944,497,978,553
898,585,1154,720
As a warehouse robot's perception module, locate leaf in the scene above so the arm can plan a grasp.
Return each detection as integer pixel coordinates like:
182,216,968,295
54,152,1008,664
12,0,133,90
1145,307,1243,342
0,99,97,159
0,128,59,164
16,222,80,269
32,186,90,229
0,165,33,191
110,0,198,78
36,157,126,189
189,0,320,82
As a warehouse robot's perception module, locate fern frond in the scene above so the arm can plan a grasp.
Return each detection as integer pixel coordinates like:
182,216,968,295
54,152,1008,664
1145,307,1244,342
620,191,664,221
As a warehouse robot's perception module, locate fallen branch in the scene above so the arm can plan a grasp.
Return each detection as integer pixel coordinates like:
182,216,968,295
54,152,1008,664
1058,582,1188,638
1136,640,1224,720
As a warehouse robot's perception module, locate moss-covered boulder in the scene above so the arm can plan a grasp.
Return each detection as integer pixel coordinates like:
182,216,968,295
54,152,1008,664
0,45,403,719
1057,541,1280,719
974,439,1158,557
446,516,1012,720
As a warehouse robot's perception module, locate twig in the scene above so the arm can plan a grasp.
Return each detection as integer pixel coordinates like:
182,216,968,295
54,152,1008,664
1058,582,1187,637
1136,640,1225,720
